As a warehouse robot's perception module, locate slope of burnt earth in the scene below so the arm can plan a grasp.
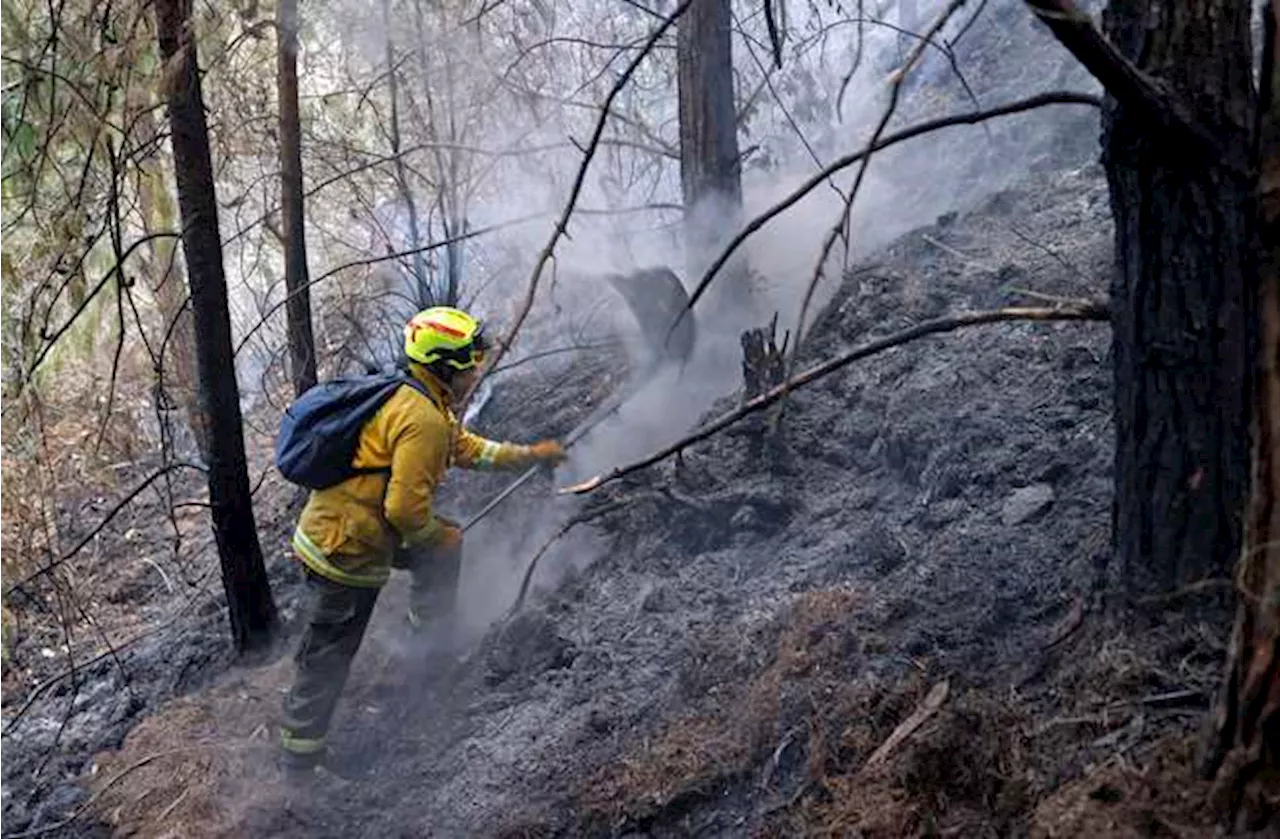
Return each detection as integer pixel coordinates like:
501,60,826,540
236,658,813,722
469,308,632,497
196,159,1207,839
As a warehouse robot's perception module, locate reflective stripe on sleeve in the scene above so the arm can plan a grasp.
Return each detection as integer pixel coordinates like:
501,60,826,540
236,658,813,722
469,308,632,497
476,440,502,467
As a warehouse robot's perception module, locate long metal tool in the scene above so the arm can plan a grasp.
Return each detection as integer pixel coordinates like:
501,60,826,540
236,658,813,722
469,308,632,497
460,375,636,532
460,265,696,533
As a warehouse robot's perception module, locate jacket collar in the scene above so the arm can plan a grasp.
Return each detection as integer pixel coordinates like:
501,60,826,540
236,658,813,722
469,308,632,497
406,362,454,408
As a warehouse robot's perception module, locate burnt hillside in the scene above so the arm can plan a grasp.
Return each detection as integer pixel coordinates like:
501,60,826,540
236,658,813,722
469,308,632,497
51,159,1241,839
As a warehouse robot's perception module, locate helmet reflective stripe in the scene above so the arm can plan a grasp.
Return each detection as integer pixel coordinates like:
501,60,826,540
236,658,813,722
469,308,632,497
404,306,485,369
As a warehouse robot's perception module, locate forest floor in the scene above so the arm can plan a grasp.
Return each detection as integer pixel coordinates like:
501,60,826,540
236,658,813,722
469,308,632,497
2,160,1261,838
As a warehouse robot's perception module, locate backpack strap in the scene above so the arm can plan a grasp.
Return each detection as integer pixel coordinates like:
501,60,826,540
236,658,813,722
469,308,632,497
345,369,446,480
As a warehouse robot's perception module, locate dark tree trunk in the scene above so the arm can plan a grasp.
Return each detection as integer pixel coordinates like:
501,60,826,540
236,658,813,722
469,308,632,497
1100,0,1257,593
677,0,748,305
155,0,279,652
277,0,318,397
1202,4,1280,828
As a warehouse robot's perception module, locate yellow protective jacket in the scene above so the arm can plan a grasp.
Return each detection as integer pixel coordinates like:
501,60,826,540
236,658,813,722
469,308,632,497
291,364,546,588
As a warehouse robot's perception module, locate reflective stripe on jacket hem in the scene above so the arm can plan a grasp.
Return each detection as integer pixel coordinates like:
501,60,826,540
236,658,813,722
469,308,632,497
291,528,389,589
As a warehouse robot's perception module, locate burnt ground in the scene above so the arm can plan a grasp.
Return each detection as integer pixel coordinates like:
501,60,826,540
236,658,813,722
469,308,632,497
0,343,624,837
4,159,1258,838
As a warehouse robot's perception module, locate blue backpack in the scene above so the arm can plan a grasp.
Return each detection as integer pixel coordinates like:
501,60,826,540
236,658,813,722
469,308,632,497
275,369,434,490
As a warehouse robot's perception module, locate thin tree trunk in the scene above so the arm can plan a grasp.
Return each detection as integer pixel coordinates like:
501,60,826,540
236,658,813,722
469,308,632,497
277,0,318,396
1101,0,1256,593
155,0,278,652
130,95,207,461
1202,3,1280,828
381,0,429,308
677,0,749,308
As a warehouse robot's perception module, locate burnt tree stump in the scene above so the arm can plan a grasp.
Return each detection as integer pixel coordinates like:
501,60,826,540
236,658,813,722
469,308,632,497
741,312,787,400
740,314,792,467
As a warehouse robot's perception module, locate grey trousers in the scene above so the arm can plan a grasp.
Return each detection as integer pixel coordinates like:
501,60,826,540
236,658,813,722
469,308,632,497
280,540,462,753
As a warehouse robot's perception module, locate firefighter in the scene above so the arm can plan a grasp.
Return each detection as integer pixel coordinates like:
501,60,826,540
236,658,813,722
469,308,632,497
279,306,566,773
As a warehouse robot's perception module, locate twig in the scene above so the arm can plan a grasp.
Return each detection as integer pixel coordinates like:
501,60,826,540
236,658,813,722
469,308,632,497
1133,577,1233,605
3,462,208,597
780,0,970,427
1005,222,1090,282
1005,286,1089,306
503,499,631,618
231,211,553,360
142,557,176,594
863,679,950,769
665,91,1102,346
492,340,621,375
763,0,784,68
920,232,996,271
2,566,217,739
0,745,236,839
1041,595,1085,650
566,303,1108,494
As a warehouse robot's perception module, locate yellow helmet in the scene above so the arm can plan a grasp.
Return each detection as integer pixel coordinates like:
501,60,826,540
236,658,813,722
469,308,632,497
403,306,487,370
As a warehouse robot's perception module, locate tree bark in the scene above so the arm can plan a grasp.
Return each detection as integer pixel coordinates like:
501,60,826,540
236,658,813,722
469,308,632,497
155,0,279,652
1100,0,1256,593
1202,3,1280,828
277,0,318,396
677,0,748,307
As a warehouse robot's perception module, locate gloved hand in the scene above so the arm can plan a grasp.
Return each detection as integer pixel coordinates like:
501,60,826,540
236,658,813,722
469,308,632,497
400,517,462,560
428,518,464,554
528,439,568,465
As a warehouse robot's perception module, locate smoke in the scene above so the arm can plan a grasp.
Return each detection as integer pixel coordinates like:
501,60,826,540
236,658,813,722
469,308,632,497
441,0,1102,638
221,0,1103,639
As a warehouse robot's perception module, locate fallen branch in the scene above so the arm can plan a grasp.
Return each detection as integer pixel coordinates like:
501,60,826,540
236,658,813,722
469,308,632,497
565,302,1108,494
503,498,631,618
863,679,950,770
667,91,1102,340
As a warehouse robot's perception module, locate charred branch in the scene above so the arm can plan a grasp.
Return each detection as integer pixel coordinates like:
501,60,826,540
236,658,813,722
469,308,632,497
568,302,1109,494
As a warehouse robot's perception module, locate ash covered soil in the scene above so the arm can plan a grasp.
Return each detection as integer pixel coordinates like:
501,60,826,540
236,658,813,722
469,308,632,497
6,161,1243,838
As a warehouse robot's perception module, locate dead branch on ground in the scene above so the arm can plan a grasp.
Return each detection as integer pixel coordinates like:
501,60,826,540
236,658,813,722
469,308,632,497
863,680,950,769
566,302,1108,495
504,498,632,618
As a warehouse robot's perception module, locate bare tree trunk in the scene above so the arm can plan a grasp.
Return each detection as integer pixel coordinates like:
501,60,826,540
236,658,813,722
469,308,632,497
155,0,278,652
381,0,429,308
677,0,749,309
127,92,209,461
1202,4,1280,828
1100,0,1256,593
410,0,465,307
277,0,318,396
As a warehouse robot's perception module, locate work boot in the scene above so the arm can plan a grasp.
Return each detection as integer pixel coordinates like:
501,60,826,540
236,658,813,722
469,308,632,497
278,745,360,785
278,745,325,778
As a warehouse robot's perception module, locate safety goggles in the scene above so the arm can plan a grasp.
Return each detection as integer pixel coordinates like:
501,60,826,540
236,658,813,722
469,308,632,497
437,322,488,370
